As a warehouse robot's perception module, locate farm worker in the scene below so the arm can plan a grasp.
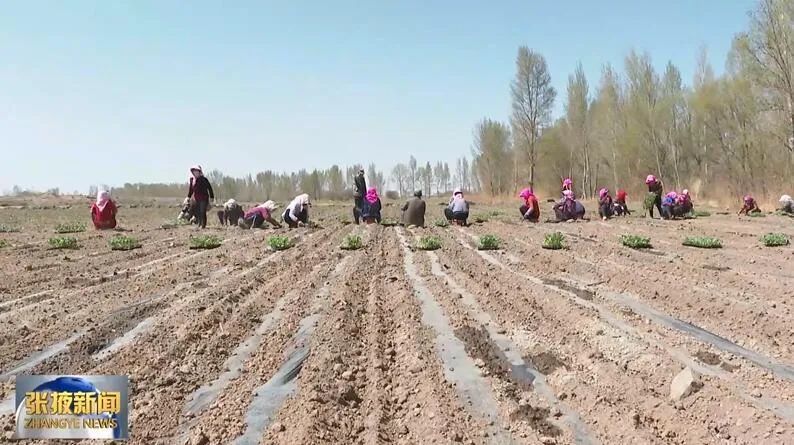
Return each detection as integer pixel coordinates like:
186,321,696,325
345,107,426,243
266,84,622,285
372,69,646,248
353,169,367,225
738,195,761,215
283,193,311,228
360,187,382,223
217,199,244,226
645,175,664,218
518,187,539,222
91,190,117,230
445,189,470,225
187,165,214,229
779,195,794,214
239,200,282,229
598,188,614,220
673,189,694,217
401,190,426,227
553,190,584,222
614,189,630,216
661,191,677,219
178,197,194,222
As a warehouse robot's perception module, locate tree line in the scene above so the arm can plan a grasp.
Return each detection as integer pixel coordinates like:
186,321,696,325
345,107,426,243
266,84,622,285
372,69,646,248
110,157,480,202
474,0,794,201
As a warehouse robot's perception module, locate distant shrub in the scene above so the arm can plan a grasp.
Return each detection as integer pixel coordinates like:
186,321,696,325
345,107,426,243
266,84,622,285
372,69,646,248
54,222,86,234
267,235,293,251
417,235,442,251
48,236,79,250
0,225,20,233
542,232,566,250
189,234,223,250
620,234,652,249
340,234,364,250
109,235,142,251
683,236,722,249
760,233,789,247
477,234,501,250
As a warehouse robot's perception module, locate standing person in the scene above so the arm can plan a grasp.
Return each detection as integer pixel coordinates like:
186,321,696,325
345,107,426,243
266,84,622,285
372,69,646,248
738,195,761,215
187,165,214,229
598,188,614,220
239,200,282,229
360,187,382,223
444,188,469,225
645,175,664,218
401,190,426,227
614,189,630,216
91,190,117,229
778,194,794,214
518,187,539,222
283,193,311,228
353,169,367,225
217,199,244,226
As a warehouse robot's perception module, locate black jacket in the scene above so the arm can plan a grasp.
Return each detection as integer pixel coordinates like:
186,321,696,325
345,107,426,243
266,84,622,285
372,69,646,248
188,176,215,201
354,175,367,198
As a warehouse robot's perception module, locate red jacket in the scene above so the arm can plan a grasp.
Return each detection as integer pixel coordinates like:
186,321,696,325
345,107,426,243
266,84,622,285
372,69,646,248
91,201,117,229
523,195,539,219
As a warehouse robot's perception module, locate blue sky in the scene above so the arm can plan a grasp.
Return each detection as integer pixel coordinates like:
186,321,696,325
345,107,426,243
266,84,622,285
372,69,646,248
1,0,756,193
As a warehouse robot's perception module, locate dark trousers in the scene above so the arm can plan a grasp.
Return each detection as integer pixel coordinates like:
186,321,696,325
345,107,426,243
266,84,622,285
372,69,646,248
353,197,363,224
599,203,614,218
444,208,468,224
614,202,629,216
661,205,673,220
519,205,538,222
648,194,662,218
195,199,209,228
283,209,308,228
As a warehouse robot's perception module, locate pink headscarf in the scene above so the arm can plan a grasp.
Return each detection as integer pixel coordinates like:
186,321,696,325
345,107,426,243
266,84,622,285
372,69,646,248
519,188,534,199
365,187,379,204
599,188,609,199
563,178,573,187
645,174,657,184
562,190,574,201
96,190,111,211
743,195,753,204
665,191,678,200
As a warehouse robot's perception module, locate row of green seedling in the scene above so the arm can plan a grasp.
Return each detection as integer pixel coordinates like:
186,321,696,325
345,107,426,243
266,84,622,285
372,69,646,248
54,222,86,234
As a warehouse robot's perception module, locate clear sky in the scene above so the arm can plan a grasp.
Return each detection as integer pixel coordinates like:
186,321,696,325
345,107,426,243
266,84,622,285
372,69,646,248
1,0,757,193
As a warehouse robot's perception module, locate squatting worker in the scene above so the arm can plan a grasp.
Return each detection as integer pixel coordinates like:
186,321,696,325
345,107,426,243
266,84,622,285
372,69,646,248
283,193,311,228
401,190,426,227
218,199,244,225
360,187,382,223
444,188,469,225
353,169,366,224
519,187,539,222
187,165,214,229
239,200,282,229
91,190,117,229
738,195,761,215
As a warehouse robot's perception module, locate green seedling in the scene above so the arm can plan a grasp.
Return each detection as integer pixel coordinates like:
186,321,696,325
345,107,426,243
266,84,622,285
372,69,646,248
380,218,399,227
0,239,8,248
683,236,722,249
472,214,489,224
54,222,86,234
189,234,223,250
477,234,501,250
748,212,766,218
488,210,503,217
643,193,657,210
0,225,20,233
340,234,364,250
693,210,711,218
433,218,449,228
542,232,566,250
417,235,442,251
109,235,142,251
760,233,789,247
48,236,79,250
620,234,652,249
267,235,293,251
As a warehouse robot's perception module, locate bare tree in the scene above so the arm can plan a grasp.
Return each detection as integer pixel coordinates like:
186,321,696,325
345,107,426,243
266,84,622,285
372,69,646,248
390,163,410,197
511,46,556,189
